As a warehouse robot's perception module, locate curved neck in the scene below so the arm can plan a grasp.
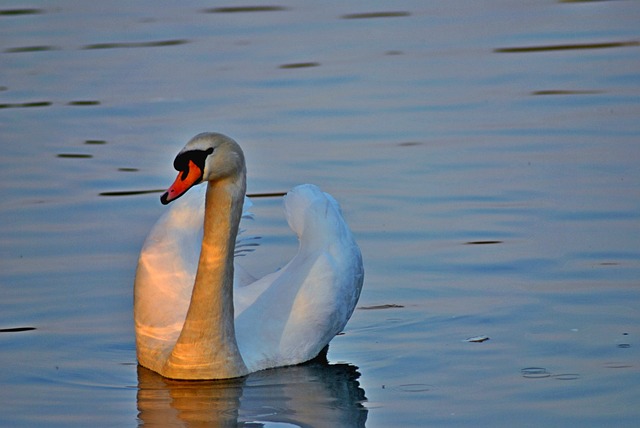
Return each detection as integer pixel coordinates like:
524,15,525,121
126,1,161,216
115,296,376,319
163,171,248,379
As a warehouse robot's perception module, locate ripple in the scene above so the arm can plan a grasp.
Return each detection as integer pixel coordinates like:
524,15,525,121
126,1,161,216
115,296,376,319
57,153,93,159
68,100,100,106
531,90,603,96
0,326,36,333
0,8,43,16
396,383,432,393
99,189,289,198
465,335,490,343
521,367,551,379
84,140,107,145
358,304,404,310
247,192,287,198
279,62,320,69
4,45,57,53
203,6,288,13
552,373,580,381
0,100,100,108
82,39,188,50
495,40,639,53
342,11,411,19
604,362,633,369
521,367,580,380
99,189,163,197
0,101,51,109
245,421,300,428
465,240,503,245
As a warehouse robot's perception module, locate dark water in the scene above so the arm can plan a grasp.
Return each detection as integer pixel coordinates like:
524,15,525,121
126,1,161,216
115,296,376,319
1,1,639,426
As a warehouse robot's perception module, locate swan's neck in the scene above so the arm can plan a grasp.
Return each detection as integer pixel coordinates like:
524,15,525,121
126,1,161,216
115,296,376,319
163,172,248,379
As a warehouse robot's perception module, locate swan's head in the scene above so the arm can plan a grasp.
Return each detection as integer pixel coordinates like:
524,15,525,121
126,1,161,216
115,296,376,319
161,132,245,205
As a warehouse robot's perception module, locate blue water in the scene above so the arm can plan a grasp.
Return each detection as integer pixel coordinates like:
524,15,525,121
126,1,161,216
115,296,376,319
1,1,639,426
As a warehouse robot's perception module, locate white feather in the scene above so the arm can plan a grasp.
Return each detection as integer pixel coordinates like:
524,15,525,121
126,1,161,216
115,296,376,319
134,183,363,373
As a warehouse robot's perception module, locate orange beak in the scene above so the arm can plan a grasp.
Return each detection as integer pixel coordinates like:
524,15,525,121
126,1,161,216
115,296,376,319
160,159,203,205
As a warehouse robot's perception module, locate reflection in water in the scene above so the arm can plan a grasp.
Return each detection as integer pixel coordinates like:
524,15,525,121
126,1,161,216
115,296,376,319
137,355,367,427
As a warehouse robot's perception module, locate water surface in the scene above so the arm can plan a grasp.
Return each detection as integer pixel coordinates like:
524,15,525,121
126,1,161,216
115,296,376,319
1,1,639,427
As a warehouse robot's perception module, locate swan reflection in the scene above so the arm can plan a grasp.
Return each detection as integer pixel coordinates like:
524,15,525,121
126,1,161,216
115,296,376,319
137,353,367,427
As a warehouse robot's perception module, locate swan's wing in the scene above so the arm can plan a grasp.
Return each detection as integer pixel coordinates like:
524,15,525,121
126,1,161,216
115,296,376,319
134,185,256,353
235,184,364,372
134,185,204,349
234,198,260,286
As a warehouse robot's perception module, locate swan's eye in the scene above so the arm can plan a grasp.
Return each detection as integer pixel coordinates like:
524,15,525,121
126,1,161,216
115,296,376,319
173,147,214,176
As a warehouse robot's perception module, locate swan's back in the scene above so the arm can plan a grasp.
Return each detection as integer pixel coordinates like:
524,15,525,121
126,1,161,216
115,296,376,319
235,184,364,372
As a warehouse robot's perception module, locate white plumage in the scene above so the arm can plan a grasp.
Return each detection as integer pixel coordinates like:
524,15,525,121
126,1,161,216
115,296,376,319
134,133,363,379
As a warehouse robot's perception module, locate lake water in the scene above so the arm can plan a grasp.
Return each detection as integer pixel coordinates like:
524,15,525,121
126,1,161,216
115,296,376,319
1,1,639,426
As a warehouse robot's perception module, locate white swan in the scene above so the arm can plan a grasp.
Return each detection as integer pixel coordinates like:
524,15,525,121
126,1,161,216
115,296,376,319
134,132,364,380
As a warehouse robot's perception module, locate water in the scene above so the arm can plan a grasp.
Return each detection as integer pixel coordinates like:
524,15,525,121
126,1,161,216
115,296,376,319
1,1,639,426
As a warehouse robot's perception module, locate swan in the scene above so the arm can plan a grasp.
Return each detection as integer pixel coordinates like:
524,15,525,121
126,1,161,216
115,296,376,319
134,132,364,380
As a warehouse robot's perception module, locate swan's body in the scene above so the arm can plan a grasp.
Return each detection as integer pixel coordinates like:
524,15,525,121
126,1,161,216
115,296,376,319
134,133,364,379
